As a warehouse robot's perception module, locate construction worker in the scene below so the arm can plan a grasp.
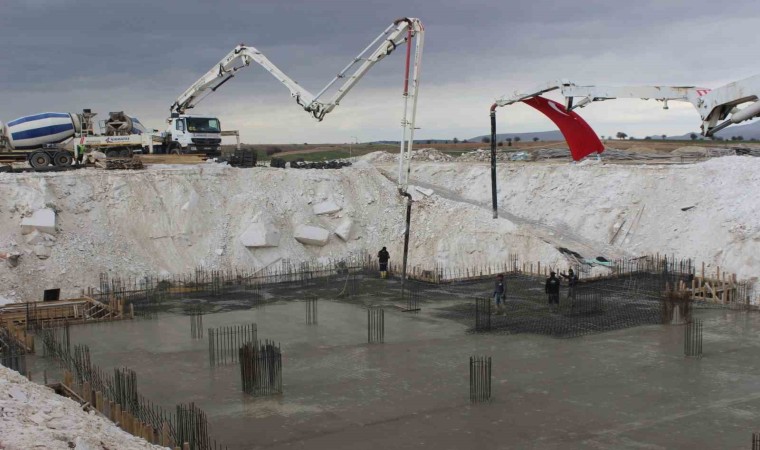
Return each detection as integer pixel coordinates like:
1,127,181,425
378,247,390,278
545,271,560,309
493,273,506,315
561,268,579,303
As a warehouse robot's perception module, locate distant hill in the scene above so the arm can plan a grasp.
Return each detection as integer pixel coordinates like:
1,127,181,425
371,139,455,145
650,119,760,141
467,130,564,143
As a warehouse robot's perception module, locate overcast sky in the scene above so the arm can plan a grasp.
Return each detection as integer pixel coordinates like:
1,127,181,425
2,0,760,143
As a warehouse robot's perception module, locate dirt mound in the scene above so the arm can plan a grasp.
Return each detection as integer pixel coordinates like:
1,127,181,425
457,148,534,162
360,148,452,164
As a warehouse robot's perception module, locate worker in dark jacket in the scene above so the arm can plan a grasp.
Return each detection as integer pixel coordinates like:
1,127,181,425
493,274,506,315
545,271,560,309
378,247,390,278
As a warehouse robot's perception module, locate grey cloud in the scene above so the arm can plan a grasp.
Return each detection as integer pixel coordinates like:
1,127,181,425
2,0,760,139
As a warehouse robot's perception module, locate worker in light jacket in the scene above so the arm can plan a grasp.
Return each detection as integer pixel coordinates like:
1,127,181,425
561,268,579,304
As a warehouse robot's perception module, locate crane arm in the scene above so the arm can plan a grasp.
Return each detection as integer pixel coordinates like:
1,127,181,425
169,18,424,122
170,45,316,116
494,76,760,136
495,80,703,112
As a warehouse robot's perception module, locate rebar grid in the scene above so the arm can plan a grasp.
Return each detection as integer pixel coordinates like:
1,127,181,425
208,324,257,367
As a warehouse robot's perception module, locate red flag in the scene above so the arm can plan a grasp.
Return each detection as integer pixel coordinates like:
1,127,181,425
522,96,604,161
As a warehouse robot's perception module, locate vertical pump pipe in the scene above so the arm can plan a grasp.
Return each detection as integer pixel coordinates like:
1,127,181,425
490,104,498,218
394,19,423,297
400,191,413,297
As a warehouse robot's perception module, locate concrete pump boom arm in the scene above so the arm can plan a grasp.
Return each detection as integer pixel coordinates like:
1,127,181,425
169,45,316,117
494,75,760,136
169,18,424,122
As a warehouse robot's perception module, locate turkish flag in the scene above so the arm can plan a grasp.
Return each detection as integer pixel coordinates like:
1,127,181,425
522,96,604,161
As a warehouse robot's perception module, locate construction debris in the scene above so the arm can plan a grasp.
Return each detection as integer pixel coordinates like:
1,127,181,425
294,224,330,246
95,157,144,170
334,219,354,241
313,200,342,215
239,222,281,248
20,209,57,235
363,148,453,163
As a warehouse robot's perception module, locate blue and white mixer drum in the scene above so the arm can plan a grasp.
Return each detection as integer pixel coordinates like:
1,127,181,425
4,112,78,150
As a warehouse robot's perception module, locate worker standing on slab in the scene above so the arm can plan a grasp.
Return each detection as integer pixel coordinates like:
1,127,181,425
545,271,560,310
493,274,506,315
378,247,390,279
561,269,578,304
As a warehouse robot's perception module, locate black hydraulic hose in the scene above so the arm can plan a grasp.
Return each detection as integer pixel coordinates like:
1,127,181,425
400,190,412,297
490,104,498,219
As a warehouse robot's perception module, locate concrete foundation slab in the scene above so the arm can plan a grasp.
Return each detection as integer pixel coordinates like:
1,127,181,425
27,280,760,450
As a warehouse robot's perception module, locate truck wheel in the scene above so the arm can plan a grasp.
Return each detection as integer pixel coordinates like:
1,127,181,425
171,143,183,155
53,151,73,167
29,151,51,169
106,149,120,158
118,148,131,157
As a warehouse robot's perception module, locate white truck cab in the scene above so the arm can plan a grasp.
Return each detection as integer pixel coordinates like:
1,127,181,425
164,114,222,155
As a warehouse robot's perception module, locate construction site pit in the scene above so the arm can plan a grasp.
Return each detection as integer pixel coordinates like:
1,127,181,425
22,266,760,450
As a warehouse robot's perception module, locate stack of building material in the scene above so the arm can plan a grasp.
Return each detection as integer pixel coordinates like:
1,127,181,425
95,158,144,170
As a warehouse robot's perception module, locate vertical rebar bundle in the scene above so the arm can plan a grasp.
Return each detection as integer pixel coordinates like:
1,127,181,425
305,296,318,325
73,344,92,385
190,309,204,339
684,319,703,358
367,306,384,343
208,324,257,367
0,326,27,375
403,284,421,312
37,321,71,360
239,340,283,397
469,356,492,403
176,402,212,450
662,287,691,325
33,319,227,448
475,298,491,331
752,432,760,450
114,367,139,413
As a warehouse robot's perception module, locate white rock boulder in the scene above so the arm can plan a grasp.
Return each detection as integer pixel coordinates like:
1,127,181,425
334,219,354,241
313,200,342,215
33,244,51,260
415,186,434,197
294,225,330,246
239,223,280,248
20,209,56,235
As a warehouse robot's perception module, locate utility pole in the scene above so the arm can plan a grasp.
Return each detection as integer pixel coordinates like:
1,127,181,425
350,136,358,160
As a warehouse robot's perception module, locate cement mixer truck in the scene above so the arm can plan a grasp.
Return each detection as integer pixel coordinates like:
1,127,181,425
0,109,158,169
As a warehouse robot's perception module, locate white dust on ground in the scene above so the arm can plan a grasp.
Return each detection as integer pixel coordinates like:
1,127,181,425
0,365,166,450
0,163,566,302
399,154,760,287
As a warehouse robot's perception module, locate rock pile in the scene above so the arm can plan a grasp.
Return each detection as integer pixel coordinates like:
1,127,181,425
361,148,453,163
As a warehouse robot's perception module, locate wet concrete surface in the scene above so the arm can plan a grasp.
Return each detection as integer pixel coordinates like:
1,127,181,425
29,286,760,449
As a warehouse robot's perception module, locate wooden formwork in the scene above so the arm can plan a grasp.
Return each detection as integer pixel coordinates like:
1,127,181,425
0,296,127,329
691,262,743,305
